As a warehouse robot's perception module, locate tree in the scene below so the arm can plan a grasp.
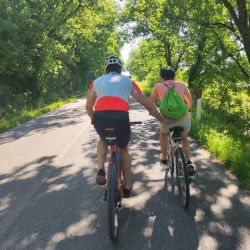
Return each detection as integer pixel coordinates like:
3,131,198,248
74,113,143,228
0,0,121,113
216,0,250,64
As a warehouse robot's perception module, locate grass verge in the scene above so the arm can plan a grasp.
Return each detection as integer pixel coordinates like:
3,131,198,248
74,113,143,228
190,111,250,188
0,93,82,133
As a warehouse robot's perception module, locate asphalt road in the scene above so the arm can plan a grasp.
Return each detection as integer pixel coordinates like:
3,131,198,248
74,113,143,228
0,98,249,250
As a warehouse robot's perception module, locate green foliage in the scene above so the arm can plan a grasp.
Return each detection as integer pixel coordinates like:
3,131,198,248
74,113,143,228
124,1,250,186
137,80,153,96
123,0,249,92
0,0,121,117
203,85,250,133
0,94,82,133
190,111,250,187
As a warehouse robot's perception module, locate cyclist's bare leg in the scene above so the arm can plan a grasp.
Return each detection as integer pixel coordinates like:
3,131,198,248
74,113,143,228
120,146,132,189
181,134,191,161
160,133,168,160
97,139,108,171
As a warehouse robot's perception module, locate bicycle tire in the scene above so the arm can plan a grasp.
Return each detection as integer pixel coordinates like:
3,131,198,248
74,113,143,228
168,140,174,175
107,160,119,240
176,148,190,208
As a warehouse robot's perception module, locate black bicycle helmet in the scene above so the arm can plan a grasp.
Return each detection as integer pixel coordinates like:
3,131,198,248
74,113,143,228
104,55,122,68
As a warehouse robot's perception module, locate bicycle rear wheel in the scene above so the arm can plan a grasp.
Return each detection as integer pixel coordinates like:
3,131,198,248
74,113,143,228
167,140,174,176
107,160,119,240
176,148,190,208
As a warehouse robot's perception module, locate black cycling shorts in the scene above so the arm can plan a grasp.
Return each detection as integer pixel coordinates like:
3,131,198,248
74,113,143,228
93,111,131,149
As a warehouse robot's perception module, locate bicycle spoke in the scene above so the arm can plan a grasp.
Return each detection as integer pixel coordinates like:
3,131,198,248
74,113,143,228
107,161,119,240
176,149,190,208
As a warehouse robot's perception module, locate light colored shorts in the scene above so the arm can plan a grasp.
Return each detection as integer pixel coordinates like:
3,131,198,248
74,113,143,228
160,117,191,135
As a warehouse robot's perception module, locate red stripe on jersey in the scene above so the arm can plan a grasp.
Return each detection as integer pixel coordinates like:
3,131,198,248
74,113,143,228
88,81,94,94
132,81,142,94
95,96,129,111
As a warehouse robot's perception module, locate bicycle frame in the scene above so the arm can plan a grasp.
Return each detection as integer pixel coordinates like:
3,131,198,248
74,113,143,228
103,121,142,240
168,132,181,181
107,145,122,194
167,127,190,208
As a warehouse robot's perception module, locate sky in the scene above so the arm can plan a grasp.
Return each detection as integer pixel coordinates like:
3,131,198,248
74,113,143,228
116,0,142,64
120,37,142,64
120,43,131,63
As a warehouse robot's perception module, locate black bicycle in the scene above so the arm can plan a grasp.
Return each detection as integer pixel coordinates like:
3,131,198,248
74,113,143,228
167,126,190,208
103,121,142,240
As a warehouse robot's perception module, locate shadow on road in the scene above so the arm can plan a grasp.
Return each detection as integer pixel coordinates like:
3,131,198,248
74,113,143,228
0,99,83,145
0,101,249,249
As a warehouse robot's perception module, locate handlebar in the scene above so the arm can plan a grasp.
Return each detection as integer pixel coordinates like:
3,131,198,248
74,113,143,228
130,121,142,125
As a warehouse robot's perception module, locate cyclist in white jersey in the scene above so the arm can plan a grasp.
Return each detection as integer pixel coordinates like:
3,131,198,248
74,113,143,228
85,55,172,197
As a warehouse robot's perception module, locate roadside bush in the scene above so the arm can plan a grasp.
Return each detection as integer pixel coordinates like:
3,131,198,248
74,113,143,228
191,111,250,187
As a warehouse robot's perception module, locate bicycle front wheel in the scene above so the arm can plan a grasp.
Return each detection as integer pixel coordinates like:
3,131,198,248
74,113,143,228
176,148,190,208
107,160,119,240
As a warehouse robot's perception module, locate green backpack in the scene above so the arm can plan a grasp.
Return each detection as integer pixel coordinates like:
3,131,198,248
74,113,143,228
159,82,187,119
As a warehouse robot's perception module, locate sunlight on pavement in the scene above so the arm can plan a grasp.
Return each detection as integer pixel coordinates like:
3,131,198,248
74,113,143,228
194,208,206,222
66,214,96,236
20,233,38,249
132,181,144,191
46,165,80,184
190,186,202,198
17,168,39,180
143,215,156,237
0,195,12,212
167,225,174,237
210,196,232,219
239,195,250,208
0,164,39,184
46,183,68,193
125,191,152,210
238,227,250,249
209,221,232,235
46,213,96,249
198,234,218,250
219,184,238,198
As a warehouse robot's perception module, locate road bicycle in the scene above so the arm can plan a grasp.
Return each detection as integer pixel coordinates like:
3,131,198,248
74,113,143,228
167,126,190,208
103,121,142,240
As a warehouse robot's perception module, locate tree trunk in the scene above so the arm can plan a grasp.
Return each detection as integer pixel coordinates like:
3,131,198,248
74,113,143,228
220,0,250,64
164,41,173,67
188,34,207,90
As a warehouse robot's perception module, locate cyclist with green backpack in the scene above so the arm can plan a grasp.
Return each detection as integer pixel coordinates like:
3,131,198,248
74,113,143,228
150,66,195,176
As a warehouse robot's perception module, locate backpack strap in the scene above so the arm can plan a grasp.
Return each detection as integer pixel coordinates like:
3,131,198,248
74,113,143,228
162,82,169,89
162,81,175,90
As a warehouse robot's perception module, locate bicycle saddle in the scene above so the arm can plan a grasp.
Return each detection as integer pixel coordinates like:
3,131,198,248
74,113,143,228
169,126,184,139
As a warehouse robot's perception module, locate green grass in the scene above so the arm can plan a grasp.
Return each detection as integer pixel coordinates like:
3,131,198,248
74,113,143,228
191,112,250,188
0,93,82,133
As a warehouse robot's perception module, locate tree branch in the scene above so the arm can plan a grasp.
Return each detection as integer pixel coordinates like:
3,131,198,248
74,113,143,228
212,28,249,80
219,0,239,25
